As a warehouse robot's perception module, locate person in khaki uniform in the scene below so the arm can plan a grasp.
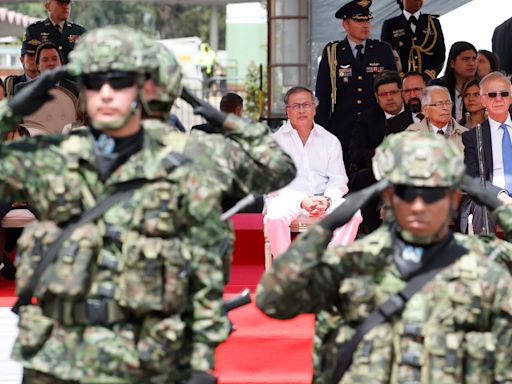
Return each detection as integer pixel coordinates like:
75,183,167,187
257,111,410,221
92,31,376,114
406,85,467,152
256,131,512,384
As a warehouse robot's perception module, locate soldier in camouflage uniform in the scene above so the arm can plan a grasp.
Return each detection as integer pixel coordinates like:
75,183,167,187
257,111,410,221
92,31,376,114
0,26,295,383
140,40,240,283
256,131,512,384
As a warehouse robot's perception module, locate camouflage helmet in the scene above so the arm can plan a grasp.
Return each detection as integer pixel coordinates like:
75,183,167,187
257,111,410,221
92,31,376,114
143,40,183,110
67,25,150,76
372,131,465,188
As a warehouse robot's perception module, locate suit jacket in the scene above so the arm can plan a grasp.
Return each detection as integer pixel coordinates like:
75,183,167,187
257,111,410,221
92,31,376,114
462,120,493,181
406,118,468,153
24,18,86,63
14,78,80,100
349,105,388,169
492,17,512,75
386,109,415,134
381,13,445,79
315,38,396,169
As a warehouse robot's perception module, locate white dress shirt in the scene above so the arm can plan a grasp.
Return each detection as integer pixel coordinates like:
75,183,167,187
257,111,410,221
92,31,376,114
347,37,366,59
490,115,512,189
271,120,348,208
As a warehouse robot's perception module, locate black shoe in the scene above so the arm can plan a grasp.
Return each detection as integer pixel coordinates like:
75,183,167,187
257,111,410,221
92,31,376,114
0,252,16,280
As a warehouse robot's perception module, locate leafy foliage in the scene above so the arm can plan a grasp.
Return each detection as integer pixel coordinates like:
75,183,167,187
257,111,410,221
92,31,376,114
3,1,226,48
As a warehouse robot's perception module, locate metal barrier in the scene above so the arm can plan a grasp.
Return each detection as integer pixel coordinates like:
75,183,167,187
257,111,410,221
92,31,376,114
171,76,247,131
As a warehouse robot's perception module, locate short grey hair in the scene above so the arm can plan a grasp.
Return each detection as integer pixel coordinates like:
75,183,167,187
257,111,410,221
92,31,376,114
283,86,319,106
479,71,512,94
421,85,451,107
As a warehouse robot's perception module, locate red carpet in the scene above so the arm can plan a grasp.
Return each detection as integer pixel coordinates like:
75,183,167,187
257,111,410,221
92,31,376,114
0,214,315,384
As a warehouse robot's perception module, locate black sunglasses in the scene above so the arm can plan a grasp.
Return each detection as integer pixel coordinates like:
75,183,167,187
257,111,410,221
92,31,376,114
56,0,72,4
394,185,448,204
486,91,510,98
82,72,137,91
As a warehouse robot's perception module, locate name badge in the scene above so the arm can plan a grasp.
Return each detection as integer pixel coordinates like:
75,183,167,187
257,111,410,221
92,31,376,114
393,28,406,38
339,66,352,78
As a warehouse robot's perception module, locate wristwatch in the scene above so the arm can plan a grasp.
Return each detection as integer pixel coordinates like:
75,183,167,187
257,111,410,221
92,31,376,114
324,196,332,208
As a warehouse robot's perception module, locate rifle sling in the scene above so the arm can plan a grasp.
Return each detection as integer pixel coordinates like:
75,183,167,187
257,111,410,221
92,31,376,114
12,178,149,314
332,237,467,383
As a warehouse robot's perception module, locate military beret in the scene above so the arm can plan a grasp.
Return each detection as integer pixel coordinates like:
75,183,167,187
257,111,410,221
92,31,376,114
335,0,373,20
21,39,41,55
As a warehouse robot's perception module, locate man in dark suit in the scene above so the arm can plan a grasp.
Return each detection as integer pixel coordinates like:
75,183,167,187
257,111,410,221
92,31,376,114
315,0,396,172
349,70,404,232
4,39,40,98
381,0,445,80
462,71,512,232
492,17,512,75
24,0,86,64
387,71,427,133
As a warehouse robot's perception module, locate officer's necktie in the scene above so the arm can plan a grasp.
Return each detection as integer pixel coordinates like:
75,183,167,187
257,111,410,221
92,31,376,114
408,16,417,33
501,123,512,194
55,24,62,36
355,44,364,63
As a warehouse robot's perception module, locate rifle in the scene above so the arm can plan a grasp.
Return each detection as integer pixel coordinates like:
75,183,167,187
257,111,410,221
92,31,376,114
475,123,491,234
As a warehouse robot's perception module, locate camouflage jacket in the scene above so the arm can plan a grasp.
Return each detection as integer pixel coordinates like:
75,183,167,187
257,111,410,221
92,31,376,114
256,224,512,384
311,204,512,384
0,106,295,382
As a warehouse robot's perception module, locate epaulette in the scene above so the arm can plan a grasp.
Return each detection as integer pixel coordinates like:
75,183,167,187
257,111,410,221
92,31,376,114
429,14,440,18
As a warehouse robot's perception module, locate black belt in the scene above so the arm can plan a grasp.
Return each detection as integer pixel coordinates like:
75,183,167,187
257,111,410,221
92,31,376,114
42,297,128,326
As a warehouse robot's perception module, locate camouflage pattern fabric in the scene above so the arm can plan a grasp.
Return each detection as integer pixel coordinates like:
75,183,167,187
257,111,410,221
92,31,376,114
0,111,294,382
256,224,512,383
372,131,465,188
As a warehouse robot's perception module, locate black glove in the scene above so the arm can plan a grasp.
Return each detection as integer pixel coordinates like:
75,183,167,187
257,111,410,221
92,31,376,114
186,371,218,384
181,87,228,130
8,66,70,117
461,175,501,211
319,178,389,232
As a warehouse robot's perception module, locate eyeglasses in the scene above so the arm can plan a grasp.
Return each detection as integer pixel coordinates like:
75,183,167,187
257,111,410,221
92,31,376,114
82,72,137,91
286,102,315,111
463,92,480,98
402,87,424,95
485,91,510,98
425,100,453,108
55,0,71,4
377,89,400,97
394,185,448,204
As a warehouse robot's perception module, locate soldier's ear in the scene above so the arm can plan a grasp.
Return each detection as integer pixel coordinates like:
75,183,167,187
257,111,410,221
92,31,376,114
44,0,51,12
381,187,393,205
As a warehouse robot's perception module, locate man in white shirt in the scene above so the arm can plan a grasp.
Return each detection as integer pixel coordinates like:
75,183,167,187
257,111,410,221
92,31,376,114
265,86,361,257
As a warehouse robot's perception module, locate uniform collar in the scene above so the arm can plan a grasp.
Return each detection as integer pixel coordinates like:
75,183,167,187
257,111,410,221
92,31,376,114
403,10,421,21
347,37,366,53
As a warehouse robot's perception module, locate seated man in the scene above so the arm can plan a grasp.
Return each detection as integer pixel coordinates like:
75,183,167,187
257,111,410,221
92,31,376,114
406,85,467,152
192,92,245,133
265,86,361,257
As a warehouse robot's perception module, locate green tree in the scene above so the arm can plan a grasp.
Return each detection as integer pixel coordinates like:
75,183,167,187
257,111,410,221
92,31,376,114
244,61,267,121
4,2,226,48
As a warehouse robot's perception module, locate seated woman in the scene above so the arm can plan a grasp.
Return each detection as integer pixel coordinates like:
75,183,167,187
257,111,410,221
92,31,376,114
476,49,500,78
459,78,486,128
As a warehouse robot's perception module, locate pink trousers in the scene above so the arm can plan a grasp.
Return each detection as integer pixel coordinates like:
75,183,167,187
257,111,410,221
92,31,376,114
264,196,362,257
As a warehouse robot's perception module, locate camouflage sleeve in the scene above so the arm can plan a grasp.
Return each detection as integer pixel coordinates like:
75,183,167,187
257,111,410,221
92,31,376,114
490,272,512,382
220,114,296,195
186,231,231,371
255,224,347,319
0,98,23,136
493,204,512,241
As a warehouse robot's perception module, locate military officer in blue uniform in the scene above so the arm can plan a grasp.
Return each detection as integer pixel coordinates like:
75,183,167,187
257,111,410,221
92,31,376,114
315,0,396,172
381,0,445,80
24,0,86,64
4,39,40,98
